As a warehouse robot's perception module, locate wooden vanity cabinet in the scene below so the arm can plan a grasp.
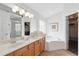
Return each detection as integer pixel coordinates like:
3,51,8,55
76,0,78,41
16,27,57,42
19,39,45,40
35,40,40,56
40,38,45,53
7,45,29,56
6,37,45,56
7,52,14,56
14,48,23,56
29,43,35,56
14,45,29,56
22,45,29,56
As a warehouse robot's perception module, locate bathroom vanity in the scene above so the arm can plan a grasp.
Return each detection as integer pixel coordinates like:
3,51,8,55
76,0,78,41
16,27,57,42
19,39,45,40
0,35,45,56
7,37,45,56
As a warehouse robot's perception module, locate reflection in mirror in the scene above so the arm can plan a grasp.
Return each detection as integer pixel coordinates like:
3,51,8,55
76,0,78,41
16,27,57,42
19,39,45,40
24,22,30,35
10,15,22,38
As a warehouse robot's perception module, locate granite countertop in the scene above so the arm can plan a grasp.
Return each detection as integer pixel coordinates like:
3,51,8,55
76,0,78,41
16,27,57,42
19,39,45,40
0,34,45,56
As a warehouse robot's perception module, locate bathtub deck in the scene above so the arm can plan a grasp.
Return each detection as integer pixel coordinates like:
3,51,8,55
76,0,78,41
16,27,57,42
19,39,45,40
40,50,76,56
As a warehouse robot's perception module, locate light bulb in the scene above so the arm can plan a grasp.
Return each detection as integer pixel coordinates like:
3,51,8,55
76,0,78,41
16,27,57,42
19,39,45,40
25,12,30,16
12,6,19,12
19,9,25,15
29,14,34,18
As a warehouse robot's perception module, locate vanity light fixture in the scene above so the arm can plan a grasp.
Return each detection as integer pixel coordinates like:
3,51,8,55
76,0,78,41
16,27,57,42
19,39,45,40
12,5,34,18
19,9,25,15
12,6,19,12
29,14,34,18
25,12,34,18
25,12,31,16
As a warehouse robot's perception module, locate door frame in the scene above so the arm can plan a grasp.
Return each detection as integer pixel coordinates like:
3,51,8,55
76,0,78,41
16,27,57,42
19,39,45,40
66,12,78,50
66,16,69,49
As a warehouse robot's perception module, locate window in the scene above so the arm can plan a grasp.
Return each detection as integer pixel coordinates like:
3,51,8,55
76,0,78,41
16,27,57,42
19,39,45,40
39,20,46,33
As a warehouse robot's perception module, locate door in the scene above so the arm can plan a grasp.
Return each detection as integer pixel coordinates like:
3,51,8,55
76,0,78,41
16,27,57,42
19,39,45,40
67,13,78,55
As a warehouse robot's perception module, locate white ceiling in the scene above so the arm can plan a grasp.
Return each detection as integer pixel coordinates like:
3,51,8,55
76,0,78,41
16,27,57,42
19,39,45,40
25,3,64,18
3,3,64,18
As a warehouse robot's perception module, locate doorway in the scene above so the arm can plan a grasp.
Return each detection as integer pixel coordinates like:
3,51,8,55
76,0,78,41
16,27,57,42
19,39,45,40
67,13,78,55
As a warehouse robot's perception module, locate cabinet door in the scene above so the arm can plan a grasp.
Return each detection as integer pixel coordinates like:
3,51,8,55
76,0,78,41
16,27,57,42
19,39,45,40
14,46,29,56
35,40,40,56
22,45,29,56
40,38,45,53
29,43,35,56
14,49,23,56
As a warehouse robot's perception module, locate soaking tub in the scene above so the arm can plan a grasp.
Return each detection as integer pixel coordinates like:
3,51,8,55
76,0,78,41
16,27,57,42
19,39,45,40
45,36,65,51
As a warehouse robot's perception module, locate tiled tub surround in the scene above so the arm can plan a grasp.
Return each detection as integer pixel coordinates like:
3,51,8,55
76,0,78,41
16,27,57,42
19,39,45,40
0,33,45,56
